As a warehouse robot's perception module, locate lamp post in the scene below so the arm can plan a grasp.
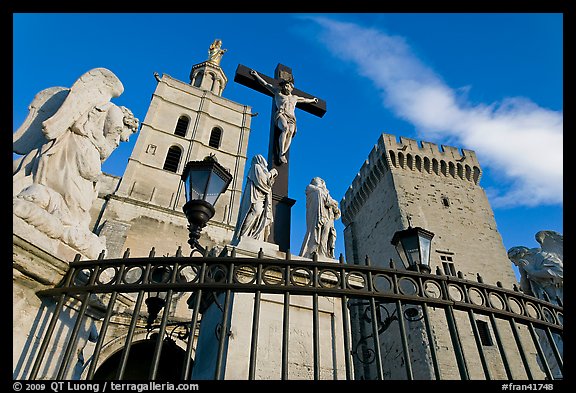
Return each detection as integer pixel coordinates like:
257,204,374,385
181,154,232,255
145,265,171,329
145,155,232,328
391,219,434,274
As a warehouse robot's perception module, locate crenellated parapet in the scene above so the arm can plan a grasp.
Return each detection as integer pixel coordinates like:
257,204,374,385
340,133,483,226
340,137,389,226
383,134,482,184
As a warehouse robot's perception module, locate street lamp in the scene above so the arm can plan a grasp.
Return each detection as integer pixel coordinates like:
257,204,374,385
145,265,171,329
181,154,232,255
391,219,434,274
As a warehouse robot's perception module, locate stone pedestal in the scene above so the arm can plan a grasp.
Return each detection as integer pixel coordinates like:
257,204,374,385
13,215,93,263
191,239,349,380
230,236,285,258
12,233,99,380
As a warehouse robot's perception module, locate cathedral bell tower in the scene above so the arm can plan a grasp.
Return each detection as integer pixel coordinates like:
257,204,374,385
94,40,253,258
189,38,228,95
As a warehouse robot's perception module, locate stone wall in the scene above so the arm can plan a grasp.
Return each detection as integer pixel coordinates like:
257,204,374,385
340,133,532,379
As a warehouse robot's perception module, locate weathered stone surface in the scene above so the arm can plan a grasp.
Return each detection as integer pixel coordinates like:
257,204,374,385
13,68,138,259
192,238,345,380
340,133,535,380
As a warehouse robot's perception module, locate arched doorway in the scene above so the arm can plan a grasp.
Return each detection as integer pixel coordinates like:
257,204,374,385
93,334,190,380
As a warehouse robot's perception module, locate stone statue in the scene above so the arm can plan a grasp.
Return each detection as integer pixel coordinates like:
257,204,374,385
232,154,278,243
508,230,563,379
507,230,563,305
208,39,227,66
13,68,139,259
299,177,341,259
250,69,318,164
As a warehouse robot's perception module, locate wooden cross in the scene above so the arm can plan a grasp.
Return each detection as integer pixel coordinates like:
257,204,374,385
234,63,326,251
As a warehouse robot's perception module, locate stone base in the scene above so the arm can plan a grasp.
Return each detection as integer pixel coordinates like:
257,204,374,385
297,253,339,263
229,236,339,264
13,234,69,288
192,293,348,380
230,236,284,258
13,229,99,380
13,214,90,263
192,237,346,379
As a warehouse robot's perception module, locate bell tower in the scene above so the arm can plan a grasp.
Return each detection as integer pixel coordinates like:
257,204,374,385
94,40,253,258
189,58,228,95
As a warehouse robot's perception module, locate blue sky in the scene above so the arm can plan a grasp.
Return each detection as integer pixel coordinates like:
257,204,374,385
13,13,563,275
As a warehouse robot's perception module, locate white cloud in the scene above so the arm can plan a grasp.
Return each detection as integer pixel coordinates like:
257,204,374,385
308,16,563,208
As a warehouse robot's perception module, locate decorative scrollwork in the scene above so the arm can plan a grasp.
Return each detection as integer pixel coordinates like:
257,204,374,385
349,300,425,365
349,300,398,365
145,321,192,345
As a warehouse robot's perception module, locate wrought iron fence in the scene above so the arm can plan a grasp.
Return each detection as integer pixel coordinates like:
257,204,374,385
27,247,563,381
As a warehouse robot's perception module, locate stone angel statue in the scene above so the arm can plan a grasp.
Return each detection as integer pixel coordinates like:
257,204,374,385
507,230,563,305
508,231,564,378
13,68,139,259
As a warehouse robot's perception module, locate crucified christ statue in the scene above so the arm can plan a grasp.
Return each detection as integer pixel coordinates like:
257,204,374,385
250,69,318,164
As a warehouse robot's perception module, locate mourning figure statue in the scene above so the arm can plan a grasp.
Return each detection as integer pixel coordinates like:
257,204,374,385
299,177,341,259
232,154,278,243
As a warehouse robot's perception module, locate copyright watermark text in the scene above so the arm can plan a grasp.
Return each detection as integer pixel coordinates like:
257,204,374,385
502,383,554,391
13,382,200,393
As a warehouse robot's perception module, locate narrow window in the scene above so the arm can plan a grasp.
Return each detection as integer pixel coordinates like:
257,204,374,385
440,160,448,176
476,320,494,346
423,157,431,173
442,261,456,276
406,154,413,170
415,155,422,172
473,166,481,184
465,165,472,182
209,128,222,148
432,159,439,175
388,151,397,167
174,116,189,137
457,163,464,179
441,196,450,207
163,146,182,173
398,152,405,168
193,71,203,88
438,252,455,276
448,161,456,178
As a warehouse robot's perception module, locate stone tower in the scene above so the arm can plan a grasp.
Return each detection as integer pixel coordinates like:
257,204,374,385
340,133,516,287
340,133,524,379
92,45,253,258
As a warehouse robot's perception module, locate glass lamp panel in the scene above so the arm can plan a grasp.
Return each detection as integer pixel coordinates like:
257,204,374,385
418,235,432,267
394,241,409,269
408,248,421,266
205,172,228,205
402,235,421,267
185,168,211,201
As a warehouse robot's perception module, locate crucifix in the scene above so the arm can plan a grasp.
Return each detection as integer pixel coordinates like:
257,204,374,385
234,63,327,251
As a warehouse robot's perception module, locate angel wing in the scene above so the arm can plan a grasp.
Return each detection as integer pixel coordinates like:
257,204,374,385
42,67,124,140
536,230,563,262
13,86,69,155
